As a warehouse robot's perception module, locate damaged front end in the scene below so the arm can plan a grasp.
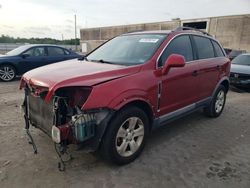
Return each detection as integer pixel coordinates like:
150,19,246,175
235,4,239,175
21,83,114,168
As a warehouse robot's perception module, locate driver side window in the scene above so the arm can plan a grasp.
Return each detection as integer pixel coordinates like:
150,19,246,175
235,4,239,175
25,47,46,57
159,35,193,67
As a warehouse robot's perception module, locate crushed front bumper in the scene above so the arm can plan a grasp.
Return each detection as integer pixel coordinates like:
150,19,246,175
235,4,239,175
230,73,250,88
22,87,114,152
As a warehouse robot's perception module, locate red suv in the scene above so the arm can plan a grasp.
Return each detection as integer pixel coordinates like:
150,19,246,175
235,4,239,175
20,27,230,165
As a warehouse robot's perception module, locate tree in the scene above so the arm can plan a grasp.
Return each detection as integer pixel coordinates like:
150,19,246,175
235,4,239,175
0,35,80,45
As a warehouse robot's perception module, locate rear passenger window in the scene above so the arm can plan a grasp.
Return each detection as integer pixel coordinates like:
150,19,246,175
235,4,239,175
48,47,65,56
64,49,71,55
193,36,214,59
212,40,225,57
159,35,193,66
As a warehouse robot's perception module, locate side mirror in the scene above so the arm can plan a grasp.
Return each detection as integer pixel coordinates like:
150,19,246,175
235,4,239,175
162,54,185,75
78,55,86,61
21,53,30,59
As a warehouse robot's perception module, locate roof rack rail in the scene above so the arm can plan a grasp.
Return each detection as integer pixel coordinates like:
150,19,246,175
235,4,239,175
174,27,212,36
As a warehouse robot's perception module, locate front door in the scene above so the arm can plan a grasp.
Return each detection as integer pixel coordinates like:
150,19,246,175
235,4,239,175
20,46,47,73
157,35,200,116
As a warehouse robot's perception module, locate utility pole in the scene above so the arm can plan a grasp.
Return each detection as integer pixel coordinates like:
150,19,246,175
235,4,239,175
74,14,77,51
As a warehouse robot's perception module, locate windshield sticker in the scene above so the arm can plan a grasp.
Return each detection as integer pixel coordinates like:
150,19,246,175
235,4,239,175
139,38,159,43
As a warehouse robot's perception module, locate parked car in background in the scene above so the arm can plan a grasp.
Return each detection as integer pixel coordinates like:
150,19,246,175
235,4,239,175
224,48,247,60
20,27,230,165
0,44,81,81
230,53,250,88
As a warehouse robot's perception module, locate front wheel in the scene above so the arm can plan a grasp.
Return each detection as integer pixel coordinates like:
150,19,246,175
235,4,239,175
204,85,226,118
100,106,149,165
0,65,16,82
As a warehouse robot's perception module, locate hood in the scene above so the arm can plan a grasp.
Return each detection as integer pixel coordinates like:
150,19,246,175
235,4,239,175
230,64,250,75
0,54,15,59
21,59,141,101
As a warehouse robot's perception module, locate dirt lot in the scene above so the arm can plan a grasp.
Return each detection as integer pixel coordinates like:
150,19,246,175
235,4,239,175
0,80,250,188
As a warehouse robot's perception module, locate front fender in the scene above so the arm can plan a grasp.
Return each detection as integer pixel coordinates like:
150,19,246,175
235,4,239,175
108,89,154,110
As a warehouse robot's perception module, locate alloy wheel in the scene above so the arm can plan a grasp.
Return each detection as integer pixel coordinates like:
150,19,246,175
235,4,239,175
115,117,145,157
215,90,225,113
0,66,15,81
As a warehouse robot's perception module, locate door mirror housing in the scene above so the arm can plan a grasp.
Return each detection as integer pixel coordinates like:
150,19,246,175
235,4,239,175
21,53,30,59
162,54,185,75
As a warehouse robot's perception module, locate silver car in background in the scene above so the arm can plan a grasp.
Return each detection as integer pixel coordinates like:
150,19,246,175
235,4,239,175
230,53,250,88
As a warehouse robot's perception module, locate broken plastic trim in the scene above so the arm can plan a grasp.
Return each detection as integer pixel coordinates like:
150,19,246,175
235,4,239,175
54,143,73,172
23,87,38,154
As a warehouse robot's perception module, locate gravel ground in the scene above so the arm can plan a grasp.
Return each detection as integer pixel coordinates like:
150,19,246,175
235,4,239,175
0,80,250,188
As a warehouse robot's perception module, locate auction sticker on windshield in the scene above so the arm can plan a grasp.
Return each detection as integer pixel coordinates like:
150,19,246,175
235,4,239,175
139,38,159,43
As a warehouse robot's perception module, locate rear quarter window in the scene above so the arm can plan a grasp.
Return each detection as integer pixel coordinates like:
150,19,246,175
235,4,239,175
212,40,225,57
193,36,215,59
64,49,71,55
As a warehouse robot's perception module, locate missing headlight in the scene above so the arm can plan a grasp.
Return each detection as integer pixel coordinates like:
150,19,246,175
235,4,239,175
55,86,92,107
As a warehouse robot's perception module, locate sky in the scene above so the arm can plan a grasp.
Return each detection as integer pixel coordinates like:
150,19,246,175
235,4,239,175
0,0,249,40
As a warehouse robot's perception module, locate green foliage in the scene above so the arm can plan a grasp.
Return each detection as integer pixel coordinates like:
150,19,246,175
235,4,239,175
0,35,80,45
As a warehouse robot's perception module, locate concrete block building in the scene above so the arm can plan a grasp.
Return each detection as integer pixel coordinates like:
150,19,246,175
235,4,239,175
80,14,250,53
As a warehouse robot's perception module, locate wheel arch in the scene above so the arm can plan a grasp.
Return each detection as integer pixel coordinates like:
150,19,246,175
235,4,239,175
213,77,229,96
220,79,229,93
116,99,154,130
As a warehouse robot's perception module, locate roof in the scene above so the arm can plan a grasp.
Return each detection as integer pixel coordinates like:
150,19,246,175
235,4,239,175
21,44,63,47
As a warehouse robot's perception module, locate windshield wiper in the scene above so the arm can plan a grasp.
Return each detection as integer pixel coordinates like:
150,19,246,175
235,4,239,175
93,59,115,64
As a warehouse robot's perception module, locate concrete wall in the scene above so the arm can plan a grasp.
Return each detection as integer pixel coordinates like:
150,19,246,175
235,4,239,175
208,15,250,51
80,21,180,52
80,14,250,53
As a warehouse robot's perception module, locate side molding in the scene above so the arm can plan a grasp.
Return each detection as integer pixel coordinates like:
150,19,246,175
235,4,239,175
152,97,211,129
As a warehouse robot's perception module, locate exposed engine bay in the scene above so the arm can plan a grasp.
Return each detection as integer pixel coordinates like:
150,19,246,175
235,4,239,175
22,84,114,171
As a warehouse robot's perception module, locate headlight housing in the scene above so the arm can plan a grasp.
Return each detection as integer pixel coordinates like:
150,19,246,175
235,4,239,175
55,86,92,107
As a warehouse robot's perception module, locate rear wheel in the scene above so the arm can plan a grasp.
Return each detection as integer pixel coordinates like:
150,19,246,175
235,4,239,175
0,65,16,81
100,106,149,165
204,85,226,117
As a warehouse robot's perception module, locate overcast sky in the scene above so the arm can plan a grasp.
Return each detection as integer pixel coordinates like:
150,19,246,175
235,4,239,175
0,0,249,39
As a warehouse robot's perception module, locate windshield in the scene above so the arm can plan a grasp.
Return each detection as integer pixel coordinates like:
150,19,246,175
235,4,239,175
6,45,31,56
87,34,167,65
232,55,250,66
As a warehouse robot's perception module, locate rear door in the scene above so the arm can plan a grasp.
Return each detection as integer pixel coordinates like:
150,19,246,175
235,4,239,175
191,36,223,99
158,35,200,116
46,47,68,65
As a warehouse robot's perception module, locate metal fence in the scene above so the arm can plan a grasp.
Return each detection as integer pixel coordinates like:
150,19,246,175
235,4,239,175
0,43,81,54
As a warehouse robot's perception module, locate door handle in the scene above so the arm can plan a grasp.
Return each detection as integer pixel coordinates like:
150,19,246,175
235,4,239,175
192,70,198,76
216,65,221,70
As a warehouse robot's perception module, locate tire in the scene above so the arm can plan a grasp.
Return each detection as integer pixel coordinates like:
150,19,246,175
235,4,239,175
100,106,149,165
204,85,226,118
0,65,16,82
